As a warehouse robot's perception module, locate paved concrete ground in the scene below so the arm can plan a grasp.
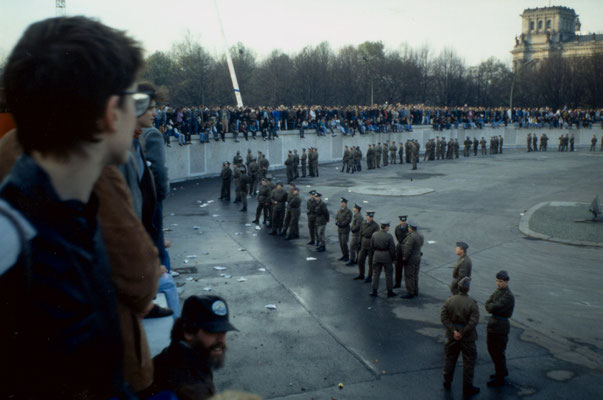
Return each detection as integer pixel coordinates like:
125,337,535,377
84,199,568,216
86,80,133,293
149,148,603,399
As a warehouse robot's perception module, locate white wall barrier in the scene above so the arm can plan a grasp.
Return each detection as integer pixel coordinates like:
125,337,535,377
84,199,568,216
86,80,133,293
166,125,603,182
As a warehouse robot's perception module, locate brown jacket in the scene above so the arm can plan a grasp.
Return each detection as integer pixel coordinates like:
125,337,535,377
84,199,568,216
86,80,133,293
0,130,161,392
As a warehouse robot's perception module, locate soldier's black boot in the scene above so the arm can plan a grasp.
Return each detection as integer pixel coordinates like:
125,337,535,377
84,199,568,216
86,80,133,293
353,275,364,280
317,246,326,252
364,276,372,283
337,256,346,261
369,289,378,297
307,240,315,245
342,256,349,262
463,386,480,397
345,259,355,266
387,291,396,298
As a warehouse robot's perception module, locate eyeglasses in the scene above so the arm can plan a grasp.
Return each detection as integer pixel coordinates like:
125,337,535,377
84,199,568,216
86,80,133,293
120,91,151,117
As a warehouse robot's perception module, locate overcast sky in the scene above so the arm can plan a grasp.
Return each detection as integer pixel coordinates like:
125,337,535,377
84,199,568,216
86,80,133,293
1,0,602,66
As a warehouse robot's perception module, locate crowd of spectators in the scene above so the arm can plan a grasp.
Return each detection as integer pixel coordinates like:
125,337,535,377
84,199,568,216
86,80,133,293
153,104,603,145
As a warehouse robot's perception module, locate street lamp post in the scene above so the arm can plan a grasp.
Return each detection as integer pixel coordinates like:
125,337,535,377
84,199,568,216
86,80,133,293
509,59,536,121
362,56,374,106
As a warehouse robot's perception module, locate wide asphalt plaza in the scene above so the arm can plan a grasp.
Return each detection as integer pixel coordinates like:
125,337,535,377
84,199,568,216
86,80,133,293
151,147,603,399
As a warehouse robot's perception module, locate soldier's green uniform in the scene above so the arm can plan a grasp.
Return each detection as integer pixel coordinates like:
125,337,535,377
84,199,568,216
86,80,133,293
342,146,351,173
314,195,329,251
401,223,423,297
281,186,295,235
441,278,480,395
480,138,487,155
366,145,374,169
270,186,287,235
370,225,396,296
410,142,418,170
293,150,300,179
265,176,276,225
308,149,315,177
285,190,302,239
335,200,353,261
347,206,363,265
233,166,241,203
236,170,251,211
253,180,271,224
258,155,270,178
382,144,389,166
375,144,382,168
246,151,253,166
353,147,362,173
473,137,478,156
248,159,259,195
356,214,379,281
285,153,294,184
485,271,515,386
306,192,318,244
390,143,397,164
398,143,404,164
301,149,307,177
219,162,232,201
313,149,319,177
394,218,409,288
233,152,243,167
450,247,472,295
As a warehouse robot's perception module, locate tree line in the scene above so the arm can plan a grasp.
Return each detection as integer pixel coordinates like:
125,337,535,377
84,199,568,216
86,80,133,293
139,39,603,109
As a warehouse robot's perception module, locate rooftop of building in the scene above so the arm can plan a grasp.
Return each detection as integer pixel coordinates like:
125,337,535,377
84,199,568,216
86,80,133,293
522,6,577,15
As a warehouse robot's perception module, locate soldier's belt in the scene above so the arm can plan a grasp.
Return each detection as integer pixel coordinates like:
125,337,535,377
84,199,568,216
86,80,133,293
453,323,466,329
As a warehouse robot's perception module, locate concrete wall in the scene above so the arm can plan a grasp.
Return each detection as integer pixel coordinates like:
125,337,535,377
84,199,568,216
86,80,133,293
166,126,603,182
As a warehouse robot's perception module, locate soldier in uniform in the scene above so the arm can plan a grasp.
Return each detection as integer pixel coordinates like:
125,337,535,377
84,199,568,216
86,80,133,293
463,137,471,157
335,197,353,262
393,216,409,289
313,148,320,177
314,193,329,252
293,149,300,179
308,148,315,177
366,144,374,170
342,146,351,173
270,182,287,235
252,178,271,225
499,135,504,154
441,277,480,397
236,165,251,212
590,134,597,152
527,133,533,152
436,136,442,160
353,146,362,173
246,149,253,166
346,204,363,266
382,142,389,166
284,187,302,240
485,270,515,388
369,222,396,297
473,137,478,156
281,183,296,236
375,143,382,168
390,142,397,164
219,161,232,201
453,138,459,158
264,174,276,226
400,219,423,298
233,150,243,166
306,190,318,245
398,142,404,164
301,148,307,177
480,137,487,155
532,134,538,154
410,141,418,170
285,152,294,184
232,164,241,203
450,242,472,295
248,157,259,195
258,152,269,178
355,211,379,282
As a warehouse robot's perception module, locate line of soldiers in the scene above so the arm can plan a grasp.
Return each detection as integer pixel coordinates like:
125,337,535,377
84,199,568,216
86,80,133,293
284,148,321,182
363,140,421,171
526,133,551,152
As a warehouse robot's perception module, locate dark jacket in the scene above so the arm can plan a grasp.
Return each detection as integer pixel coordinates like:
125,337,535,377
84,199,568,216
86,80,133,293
402,230,423,264
0,155,126,399
350,213,363,236
485,287,515,334
315,200,330,225
335,206,353,233
441,293,479,342
153,341,215,400
360,220,380,249
370,230,396,263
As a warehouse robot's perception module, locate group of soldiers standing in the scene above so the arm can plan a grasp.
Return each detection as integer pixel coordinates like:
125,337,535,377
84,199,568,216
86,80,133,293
363,140,421,171
285,148,321,183
441,242,516,397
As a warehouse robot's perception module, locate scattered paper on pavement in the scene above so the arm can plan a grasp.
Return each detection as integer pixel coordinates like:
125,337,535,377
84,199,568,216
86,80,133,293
213,266,227,270
265,304,277,310
306,257,317,261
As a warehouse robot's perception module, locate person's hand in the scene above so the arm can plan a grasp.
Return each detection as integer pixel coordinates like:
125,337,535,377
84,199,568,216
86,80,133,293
164,239,171,248
453,330,462,341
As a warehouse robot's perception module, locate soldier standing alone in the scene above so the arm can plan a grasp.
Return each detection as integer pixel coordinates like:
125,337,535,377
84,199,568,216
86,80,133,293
441,277,480,397
450,242,472,295
335,197,353,262
369,222,396,297
485,270,515,387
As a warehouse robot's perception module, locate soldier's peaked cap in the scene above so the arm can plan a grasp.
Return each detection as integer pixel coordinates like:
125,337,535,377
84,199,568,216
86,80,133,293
354,204,362,211
407,219,418,228
309,190,317,195
340,197,348,203
456,242,469,251
366,211,375,217
381,222,390,228
315,192,322,197
496,270,510,281
399,215,408,221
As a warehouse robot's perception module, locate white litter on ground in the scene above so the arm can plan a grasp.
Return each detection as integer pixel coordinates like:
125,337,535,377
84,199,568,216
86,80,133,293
183,260,189,264
207,200,214,204
306,257,317,261
427,240,436,244
213,266,227,270
203,287,212,291
193,226,201,230
171,224,179,226
237,278,247,282
186,277,194,281
255,226,261,230
239,248,246,251
235,232,243,235
265,304,277,310
363,200,369,203
213,214,220,217
258,268,266,272
245,223,252,227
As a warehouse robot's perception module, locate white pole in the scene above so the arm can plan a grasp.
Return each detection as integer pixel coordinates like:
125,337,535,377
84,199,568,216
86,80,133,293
213,0,244,108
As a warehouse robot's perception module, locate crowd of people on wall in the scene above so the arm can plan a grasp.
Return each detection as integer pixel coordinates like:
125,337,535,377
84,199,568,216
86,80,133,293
153,104,603,145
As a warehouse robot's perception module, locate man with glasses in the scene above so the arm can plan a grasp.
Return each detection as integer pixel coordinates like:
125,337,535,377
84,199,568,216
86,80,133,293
0,16,143,399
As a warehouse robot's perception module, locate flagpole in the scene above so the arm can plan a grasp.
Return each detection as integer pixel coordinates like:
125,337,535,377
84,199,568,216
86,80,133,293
213,0,244,108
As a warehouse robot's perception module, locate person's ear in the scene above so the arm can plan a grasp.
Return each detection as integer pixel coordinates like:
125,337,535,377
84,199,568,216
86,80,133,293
97,95,120,133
